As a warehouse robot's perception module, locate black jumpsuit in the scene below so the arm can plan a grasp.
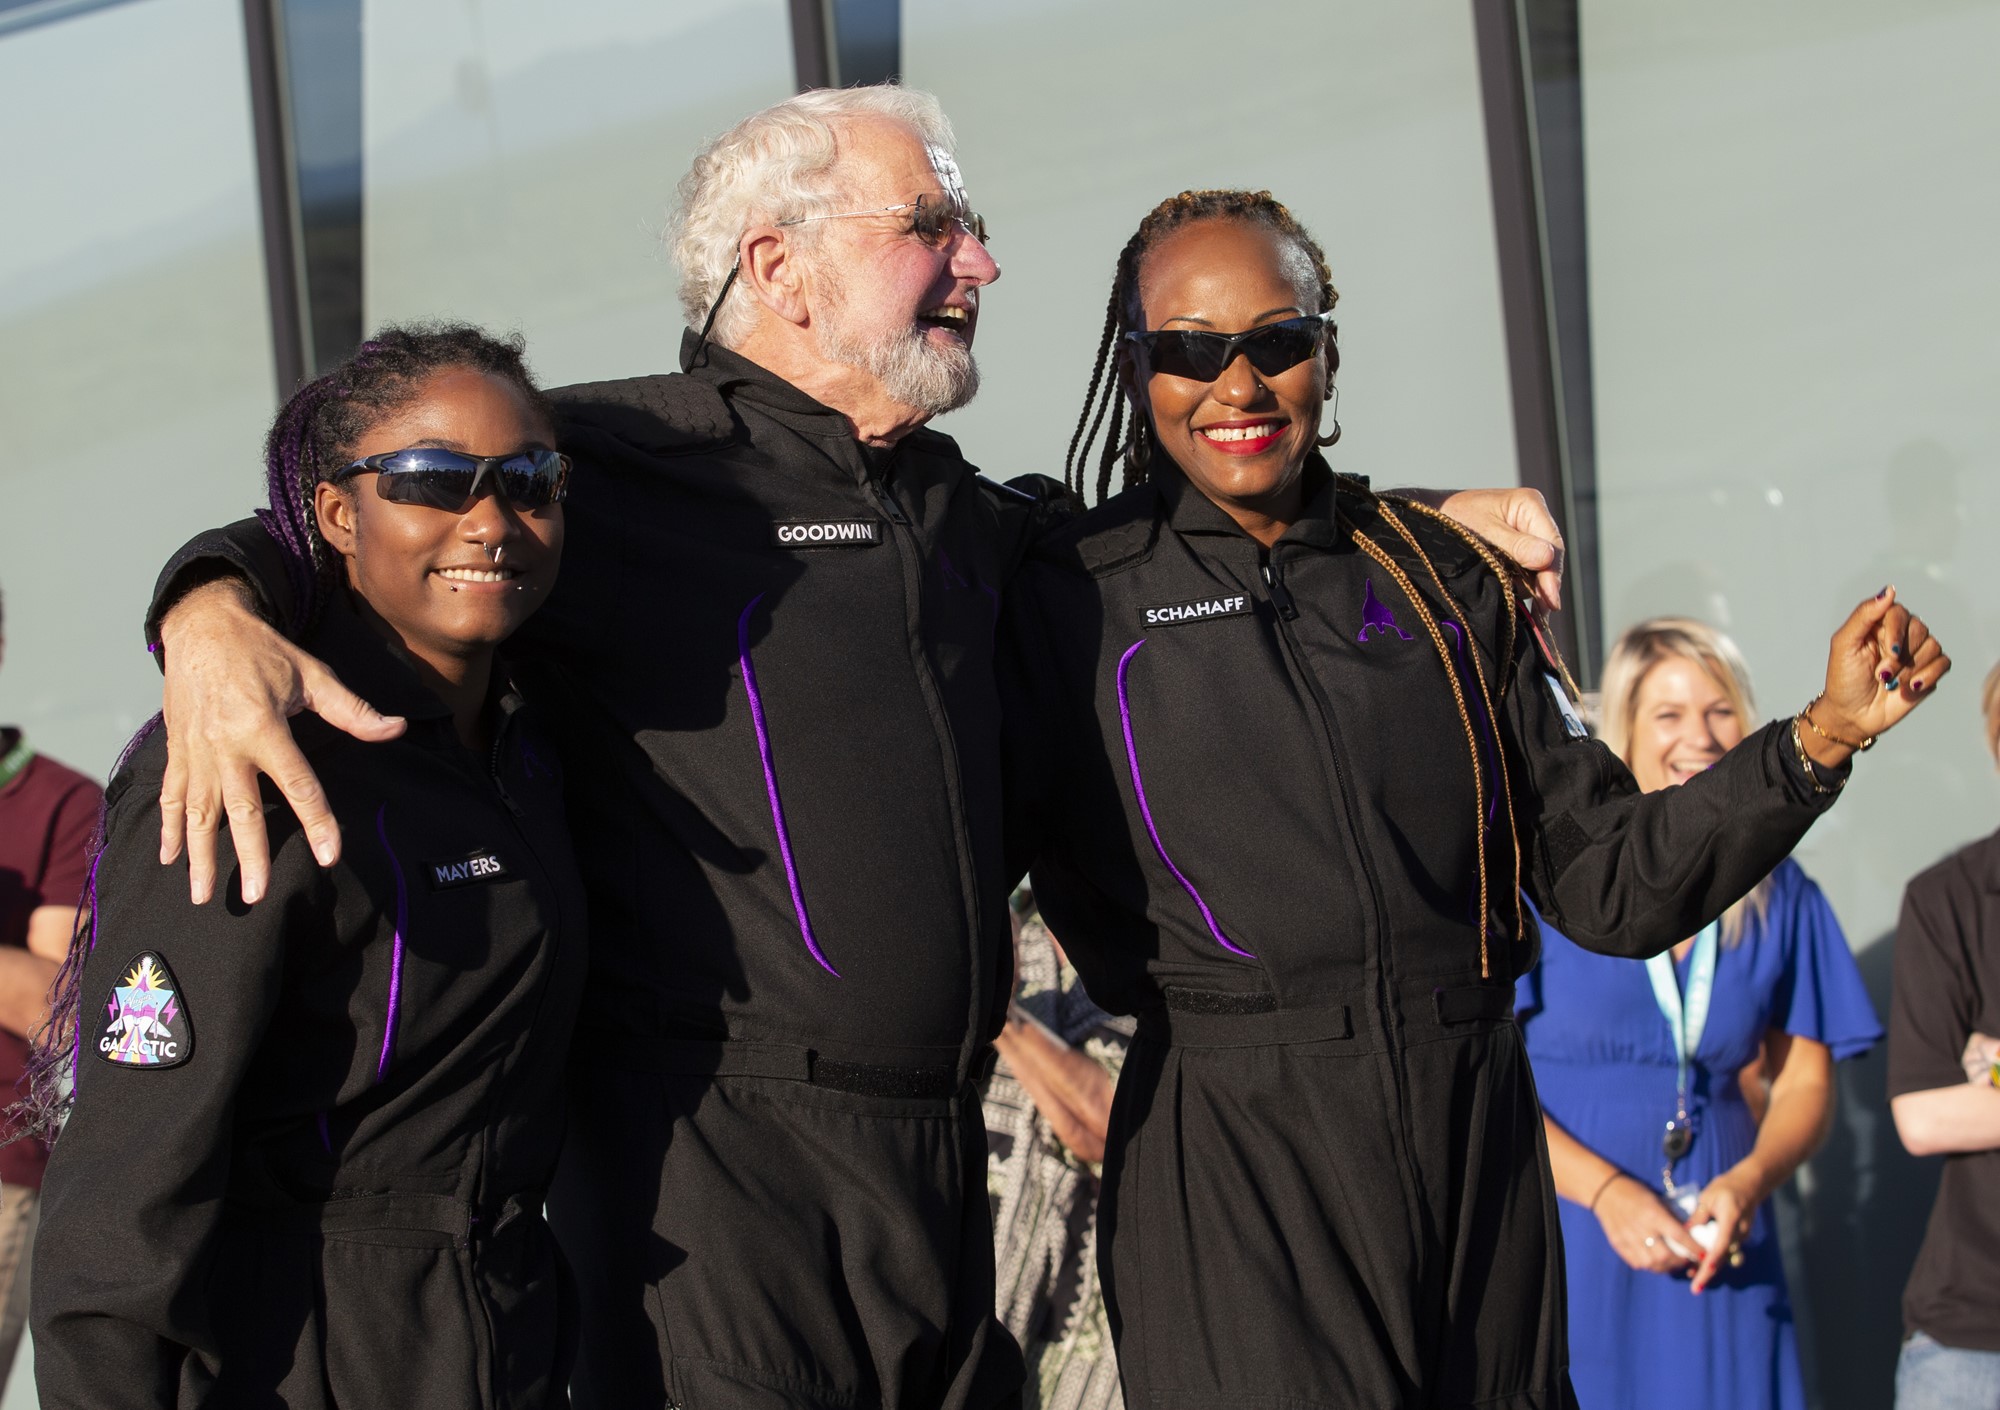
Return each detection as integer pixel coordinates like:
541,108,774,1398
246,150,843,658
34,591,588,1409
998,465,1845,1410
145,332,1046,1410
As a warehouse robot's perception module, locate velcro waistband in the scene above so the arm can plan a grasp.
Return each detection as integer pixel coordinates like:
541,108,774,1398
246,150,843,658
229,1189,541,1248
1137,992,1353,1049
1134,981,1515,1049
585,1035,963,1100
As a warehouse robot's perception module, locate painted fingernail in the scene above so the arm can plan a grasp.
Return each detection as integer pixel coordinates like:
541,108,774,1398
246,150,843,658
1891,643,1906,658
1884,677,1901,692
1909,679,1924,693
1876,586,1889,599
1879,669,1894,682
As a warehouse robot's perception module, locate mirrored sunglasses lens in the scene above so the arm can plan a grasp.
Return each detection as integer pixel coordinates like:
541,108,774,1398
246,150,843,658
493,461,565,506
377,468,479,509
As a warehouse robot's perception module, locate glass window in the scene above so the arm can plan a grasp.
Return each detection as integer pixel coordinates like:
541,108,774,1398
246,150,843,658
0,0,274,774
904,0,1518,494
361,0,796,387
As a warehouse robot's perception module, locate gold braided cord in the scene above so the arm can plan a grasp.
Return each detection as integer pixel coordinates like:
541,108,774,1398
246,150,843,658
1345,522,1494,978
1380,495,1525,702
1375,501,1527,956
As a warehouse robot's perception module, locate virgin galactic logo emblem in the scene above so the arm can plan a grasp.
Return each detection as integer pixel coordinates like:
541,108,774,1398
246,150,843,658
95,952,193,1069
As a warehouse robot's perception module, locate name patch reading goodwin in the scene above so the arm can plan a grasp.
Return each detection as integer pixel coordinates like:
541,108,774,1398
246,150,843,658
771,519,882,549
429,849,510,891
1142,594,1251,627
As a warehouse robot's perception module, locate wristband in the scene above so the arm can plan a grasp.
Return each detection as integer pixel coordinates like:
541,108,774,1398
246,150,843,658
1587,1170,1624,1212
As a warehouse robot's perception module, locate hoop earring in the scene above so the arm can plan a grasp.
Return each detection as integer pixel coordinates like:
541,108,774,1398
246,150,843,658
1316,384,1342,447
1125,433,1151,472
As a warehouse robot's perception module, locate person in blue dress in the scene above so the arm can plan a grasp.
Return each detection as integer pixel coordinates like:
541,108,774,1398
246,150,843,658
1517,618,1882,1410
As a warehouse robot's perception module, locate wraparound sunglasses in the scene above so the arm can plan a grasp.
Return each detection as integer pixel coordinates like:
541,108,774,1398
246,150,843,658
1125,311,1337,382
333,447,571,512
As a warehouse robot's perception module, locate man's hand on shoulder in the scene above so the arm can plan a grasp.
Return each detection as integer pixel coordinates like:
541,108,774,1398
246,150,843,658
158,579,404,905
1400,486,1567,613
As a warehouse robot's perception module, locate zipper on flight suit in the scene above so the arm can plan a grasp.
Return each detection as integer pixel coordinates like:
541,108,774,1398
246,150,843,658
1256,549,1430,1246
867,460,987,1085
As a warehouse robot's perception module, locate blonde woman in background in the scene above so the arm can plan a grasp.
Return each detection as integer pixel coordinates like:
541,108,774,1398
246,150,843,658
1515,618,1883,1410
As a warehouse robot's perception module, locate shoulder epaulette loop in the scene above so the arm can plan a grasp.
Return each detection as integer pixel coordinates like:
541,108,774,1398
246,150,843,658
553,374,735,456
1034,486,1161,580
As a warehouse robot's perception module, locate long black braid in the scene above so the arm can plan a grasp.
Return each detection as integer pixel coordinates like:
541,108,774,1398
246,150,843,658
1064,189,1340,506
16,321,551,1141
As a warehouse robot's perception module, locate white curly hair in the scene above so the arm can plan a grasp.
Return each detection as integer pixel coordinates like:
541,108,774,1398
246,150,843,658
671,85,959,349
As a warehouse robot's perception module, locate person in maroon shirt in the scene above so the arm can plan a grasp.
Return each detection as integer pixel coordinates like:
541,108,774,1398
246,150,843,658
0,583,104,1380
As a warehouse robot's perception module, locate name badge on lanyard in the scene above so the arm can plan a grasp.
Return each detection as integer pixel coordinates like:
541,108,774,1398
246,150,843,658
1646,921,1718,1175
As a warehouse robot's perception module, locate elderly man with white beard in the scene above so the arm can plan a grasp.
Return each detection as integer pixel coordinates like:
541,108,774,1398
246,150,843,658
140,86,1566,1409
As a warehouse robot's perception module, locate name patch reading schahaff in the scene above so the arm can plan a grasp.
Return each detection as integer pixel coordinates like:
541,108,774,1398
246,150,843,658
771,519,883,548
1142,595,1252,627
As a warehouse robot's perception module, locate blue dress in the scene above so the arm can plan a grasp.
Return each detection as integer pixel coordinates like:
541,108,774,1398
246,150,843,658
1515,859,1881,1410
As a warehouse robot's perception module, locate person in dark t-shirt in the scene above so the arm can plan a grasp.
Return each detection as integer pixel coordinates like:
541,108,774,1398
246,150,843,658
1889,660,2000,1408
0,583,104,1381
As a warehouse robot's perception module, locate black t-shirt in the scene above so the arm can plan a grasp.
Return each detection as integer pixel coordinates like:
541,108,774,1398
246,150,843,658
1889,827,2000,1351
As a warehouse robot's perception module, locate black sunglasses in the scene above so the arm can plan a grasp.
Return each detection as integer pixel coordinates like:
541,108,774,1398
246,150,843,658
1125,311,1336,382
333,447,571,512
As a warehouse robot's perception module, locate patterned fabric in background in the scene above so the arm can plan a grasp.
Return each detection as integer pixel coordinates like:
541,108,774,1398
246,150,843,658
982,903,1135,1410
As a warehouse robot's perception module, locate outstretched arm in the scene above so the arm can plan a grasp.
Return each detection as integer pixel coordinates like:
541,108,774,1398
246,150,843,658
151,529,404,904
1510,589,1948,957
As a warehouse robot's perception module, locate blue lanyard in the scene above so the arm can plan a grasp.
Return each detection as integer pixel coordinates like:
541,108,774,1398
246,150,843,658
1645,921,1718,1180
1645,921,1719,1086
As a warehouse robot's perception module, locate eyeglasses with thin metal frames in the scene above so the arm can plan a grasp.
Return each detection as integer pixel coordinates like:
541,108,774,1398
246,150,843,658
777,193,990,247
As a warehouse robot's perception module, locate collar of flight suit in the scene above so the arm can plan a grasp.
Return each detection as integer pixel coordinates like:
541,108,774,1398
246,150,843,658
1152,452,1356,556
306,587,526,734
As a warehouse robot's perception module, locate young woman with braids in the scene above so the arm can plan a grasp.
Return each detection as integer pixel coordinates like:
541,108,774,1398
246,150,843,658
26,324,587,1409
996,190,1950,1408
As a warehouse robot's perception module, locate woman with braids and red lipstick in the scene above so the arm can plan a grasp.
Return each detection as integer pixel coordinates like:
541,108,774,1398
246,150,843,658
26,324,587,1409
997,189,1949,1409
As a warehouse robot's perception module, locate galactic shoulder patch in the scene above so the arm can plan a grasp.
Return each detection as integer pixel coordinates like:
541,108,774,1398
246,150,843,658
771,519,882,549
1141,594,1251,628
95,952,193,1069
428,848,510,891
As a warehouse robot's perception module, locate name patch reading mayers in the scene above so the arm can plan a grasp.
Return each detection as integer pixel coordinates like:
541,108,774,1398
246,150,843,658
771,519,882,549
429,849,510,891
95,952,193,1069
1142,594,1251,627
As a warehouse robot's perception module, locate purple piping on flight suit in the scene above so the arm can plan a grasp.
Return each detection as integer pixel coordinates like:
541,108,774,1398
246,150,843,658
737,595,841,978
374,804,408,1079
1116,640,1256,960
1442,620,1500,825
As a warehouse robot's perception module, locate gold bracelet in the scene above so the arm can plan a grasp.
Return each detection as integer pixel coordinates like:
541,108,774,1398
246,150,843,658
1801,695,1875,751
1789,716,1845,796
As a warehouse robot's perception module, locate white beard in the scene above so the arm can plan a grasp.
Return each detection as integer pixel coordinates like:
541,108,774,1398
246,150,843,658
811,269,980,418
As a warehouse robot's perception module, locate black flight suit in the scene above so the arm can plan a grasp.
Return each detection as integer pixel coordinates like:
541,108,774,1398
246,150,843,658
143,332,1041,1410
34,589,588,1408
997,464,1846,1410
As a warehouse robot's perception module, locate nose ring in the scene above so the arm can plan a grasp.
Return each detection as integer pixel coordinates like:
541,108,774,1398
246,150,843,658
485,543,505,567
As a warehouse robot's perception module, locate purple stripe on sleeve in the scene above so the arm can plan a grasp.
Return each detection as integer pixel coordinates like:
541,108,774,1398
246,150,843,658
373,804,409,1079
1115,640,1256,959
737,595,841,978
316,1111,333,1155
